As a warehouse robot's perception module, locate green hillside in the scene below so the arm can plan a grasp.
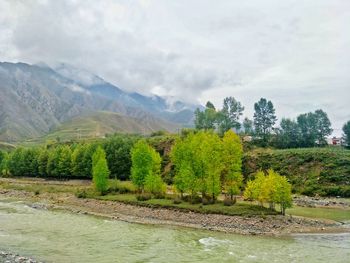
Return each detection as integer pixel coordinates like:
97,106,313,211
23,111,179,145
243,147,350,196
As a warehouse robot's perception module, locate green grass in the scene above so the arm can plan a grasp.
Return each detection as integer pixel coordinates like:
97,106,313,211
3,178,349,220
97,194,278,216
243,147,350,197
286,206,350,222
0,181,89,194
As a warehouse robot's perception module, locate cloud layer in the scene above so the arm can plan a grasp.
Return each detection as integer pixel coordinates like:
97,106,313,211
1,0,349,134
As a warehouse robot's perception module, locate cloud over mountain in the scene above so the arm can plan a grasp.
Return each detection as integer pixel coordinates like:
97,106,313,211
0,0,349,134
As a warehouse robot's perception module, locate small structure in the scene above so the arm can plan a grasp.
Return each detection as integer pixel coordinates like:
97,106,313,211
328,137,342,146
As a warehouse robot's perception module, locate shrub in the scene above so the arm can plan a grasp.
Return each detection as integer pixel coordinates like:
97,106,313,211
136,193,152,201
173,197,182,204
223,197,237,206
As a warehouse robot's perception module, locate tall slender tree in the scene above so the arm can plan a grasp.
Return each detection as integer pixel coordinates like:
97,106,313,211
218,97,244,135
253,98,277,144
92,146,110,194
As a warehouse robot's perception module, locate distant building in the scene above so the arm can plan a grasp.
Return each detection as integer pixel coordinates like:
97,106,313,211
327,136,342,146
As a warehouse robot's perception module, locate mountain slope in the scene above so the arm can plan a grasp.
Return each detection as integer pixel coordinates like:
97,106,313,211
34,111,178,143
54,63,200,125
0,62,197,142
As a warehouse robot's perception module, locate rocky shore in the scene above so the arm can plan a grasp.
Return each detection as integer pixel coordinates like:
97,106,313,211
293,195,350,208
1,189,348,236
0,251,41,263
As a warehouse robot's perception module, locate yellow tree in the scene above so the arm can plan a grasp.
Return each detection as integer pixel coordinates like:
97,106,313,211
275,174,292,215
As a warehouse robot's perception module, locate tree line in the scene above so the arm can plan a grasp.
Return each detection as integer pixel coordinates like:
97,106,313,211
0,135,138,180
0,130,293,213
194,96,350,148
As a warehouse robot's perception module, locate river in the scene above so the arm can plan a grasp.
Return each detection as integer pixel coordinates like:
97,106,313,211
0,198,349,263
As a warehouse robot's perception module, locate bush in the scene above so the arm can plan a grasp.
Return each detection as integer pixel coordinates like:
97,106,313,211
108,180,136,194
136,193,152,201
223,197,237,206
202,197,215,205
108,179,119,193
173,197,182,204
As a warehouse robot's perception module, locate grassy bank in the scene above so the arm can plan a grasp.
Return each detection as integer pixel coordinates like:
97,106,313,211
97,194,276,217
1,178,350,222
286,206,350,222
243,148,350,197
0,178,277,217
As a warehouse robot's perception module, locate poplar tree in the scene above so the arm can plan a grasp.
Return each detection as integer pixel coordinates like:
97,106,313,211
92,146,110,194
131,140,164,193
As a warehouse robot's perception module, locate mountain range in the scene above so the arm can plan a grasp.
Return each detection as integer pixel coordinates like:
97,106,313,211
0,62,200,142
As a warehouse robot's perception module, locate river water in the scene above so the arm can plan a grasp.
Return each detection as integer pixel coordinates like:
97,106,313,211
0,199,349,263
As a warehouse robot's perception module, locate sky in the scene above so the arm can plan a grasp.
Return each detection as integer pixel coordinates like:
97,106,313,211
0,0,349,135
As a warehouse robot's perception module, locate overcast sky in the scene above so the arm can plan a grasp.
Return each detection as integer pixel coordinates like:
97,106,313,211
1,0,349,135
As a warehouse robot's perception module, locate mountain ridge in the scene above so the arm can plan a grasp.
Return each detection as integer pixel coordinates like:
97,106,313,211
0,61,197,142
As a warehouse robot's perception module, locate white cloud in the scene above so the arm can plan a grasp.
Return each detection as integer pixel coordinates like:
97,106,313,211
0,0,349,134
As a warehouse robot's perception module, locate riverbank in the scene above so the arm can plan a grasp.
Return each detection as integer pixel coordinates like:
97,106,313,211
0,187,348,236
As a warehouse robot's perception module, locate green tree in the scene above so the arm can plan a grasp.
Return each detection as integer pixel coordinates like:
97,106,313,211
131,140,162,191
92,146,110,194
144,145,165,196
7,148,26,177
194,101,218,130
171,131,223,202
314,109,332,146
71,144,88,177
297,112,317,147
22,148,39,177
343,120,350,147
38,149,49,177
0,151,9,176
103,135,136,180
57,145,72,177
275,118,300,148
253,98,277,145
222,130,243,200
243,117,254,135
46,147,62,177
203,132,223,201
297,110,332,147
171,135,198,198
83,143,98,178
218,97,244,135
